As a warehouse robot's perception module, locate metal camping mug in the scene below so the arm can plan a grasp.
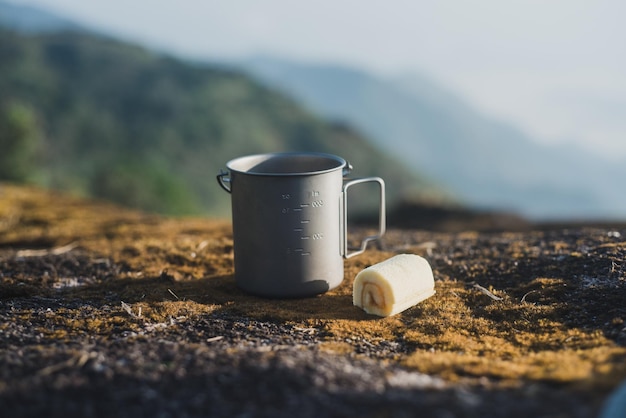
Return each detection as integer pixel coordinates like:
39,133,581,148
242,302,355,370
217,152,385,298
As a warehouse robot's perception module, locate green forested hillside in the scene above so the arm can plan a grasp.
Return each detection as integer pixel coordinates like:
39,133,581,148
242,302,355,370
0,30,438,216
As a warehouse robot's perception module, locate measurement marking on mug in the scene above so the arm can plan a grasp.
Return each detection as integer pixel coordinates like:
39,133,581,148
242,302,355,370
300,203,310,208
293,228,303,232
293,208,303,212
301,252,311,256
301,236,310,240
294,248,303,252
301,220,310,224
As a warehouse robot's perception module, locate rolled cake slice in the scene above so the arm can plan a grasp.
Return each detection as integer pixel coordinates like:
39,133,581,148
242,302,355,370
353,254,435,317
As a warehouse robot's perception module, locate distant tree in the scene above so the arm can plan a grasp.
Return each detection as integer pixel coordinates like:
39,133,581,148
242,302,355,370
90,159,201,215
0,101,41,182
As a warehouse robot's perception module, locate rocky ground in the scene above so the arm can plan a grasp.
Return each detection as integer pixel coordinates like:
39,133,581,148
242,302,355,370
1,183,625,417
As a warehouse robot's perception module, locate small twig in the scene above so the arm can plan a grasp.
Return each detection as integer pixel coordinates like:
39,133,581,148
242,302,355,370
76,352,92,368
38,351,96,376
16,242,79,258
38,356,77,376
206,336,224,343
415,241,437,257
51,242,80,255
293,327,317,335
473,283,503,301
167,288,179,300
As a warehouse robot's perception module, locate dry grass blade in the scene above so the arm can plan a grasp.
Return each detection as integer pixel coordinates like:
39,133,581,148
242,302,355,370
473,283,503,301
520,290,537,303
121,301,139,318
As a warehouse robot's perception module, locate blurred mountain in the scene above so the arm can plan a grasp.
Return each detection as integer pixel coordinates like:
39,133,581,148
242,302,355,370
7,0,623,222
240,56,626,220
0,1,83,33
0,29,437,216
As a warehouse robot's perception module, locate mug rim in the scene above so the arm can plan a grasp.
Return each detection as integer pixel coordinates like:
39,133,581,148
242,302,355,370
226,152,347,176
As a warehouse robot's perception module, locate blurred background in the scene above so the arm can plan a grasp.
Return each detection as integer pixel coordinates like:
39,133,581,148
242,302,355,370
1,0,625,228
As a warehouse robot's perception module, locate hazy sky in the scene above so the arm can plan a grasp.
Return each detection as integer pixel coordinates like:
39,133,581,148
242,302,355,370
14,0,626,160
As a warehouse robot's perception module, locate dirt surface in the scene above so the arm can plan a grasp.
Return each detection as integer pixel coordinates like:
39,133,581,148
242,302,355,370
1,183,626,417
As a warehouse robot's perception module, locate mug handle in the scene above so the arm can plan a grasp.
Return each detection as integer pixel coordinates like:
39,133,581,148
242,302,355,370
342,177,386,259
216,170,232,193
